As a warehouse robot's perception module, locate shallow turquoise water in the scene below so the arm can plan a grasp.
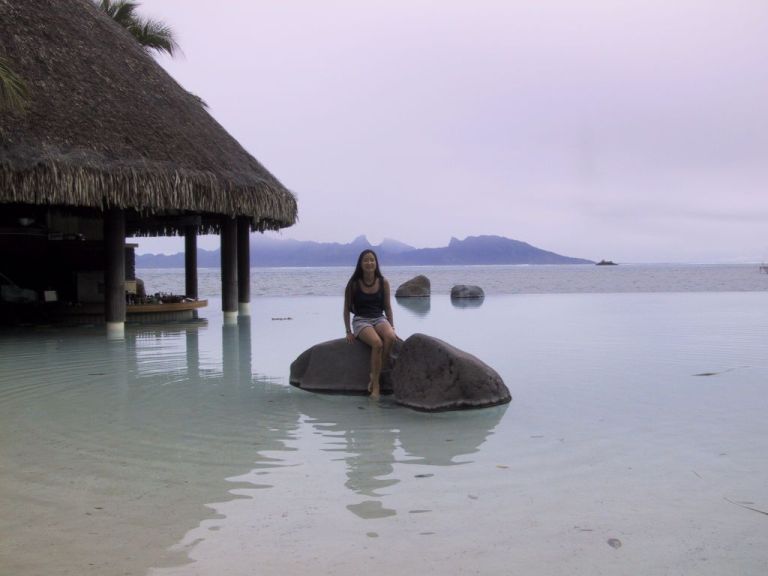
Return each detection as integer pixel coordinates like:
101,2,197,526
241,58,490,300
1,291,767,575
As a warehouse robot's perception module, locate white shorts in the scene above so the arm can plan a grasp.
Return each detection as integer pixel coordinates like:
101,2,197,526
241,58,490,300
352,315,390,337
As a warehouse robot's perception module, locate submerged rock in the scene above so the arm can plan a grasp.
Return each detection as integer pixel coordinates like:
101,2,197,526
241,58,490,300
450,284,485,299
395,275,431,298
289,338,400,394
391,333,510,411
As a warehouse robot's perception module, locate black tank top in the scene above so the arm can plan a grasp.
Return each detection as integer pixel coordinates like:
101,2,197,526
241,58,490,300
351,280,384,318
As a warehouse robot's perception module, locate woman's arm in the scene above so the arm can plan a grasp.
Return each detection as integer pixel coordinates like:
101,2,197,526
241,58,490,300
383,279,394,331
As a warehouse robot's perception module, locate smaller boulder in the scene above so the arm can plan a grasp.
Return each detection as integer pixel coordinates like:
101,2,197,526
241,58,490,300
392,333,510,411
395,275,431,298
450,284,484,299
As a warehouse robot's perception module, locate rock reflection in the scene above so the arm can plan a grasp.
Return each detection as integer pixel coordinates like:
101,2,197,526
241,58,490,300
396,296,431,317
450,295,485,309
396,408,505,466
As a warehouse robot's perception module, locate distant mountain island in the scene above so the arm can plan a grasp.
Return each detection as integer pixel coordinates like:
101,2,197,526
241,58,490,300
136,235,594,268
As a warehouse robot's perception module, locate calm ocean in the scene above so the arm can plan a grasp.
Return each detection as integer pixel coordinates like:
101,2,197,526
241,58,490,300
1,263,767,575
139,262,768,298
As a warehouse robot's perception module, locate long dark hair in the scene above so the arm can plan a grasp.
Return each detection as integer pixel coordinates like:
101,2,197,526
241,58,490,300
346,249,384,304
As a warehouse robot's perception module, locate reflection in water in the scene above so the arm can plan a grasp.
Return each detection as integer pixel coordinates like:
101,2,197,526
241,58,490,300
396,296,431,317
0,311,505,575
450,295,484,308
237,315,251,386
295,393,505,519
397,407,505,466
4,291,767,576
0,320,302,576
301,401,400,519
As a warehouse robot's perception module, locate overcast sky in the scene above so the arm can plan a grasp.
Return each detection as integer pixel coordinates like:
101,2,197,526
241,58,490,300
135,0,767,263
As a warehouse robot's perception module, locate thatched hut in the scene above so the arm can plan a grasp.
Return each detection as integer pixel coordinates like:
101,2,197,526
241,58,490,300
0,0,297,331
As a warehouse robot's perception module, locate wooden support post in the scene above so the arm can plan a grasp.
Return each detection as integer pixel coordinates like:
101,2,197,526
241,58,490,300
184,226,198,299
220,217,238,324
237,217,251,315
104,208,126,337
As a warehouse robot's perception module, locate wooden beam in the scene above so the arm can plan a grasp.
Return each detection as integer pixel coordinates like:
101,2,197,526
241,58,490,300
237,217,251,315
104,208,126,336
220,217,237,323
184,226,198,299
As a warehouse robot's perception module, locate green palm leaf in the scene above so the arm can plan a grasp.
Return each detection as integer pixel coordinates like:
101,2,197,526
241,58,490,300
96,0,180,57
129,19,180,57
98,0,139,28
0,56,29,112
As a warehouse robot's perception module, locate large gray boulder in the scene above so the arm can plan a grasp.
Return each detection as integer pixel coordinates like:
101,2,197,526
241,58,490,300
450,284,485,299
290,338,401,394
392,333,510,411
395,275,431,298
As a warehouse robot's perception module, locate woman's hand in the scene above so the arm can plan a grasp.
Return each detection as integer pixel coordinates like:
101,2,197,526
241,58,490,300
346,331,355,343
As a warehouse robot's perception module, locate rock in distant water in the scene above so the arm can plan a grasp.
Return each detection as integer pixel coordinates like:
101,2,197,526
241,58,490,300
392,333,510,411
450,284,484,299
289,338,401,394
395,275,431,297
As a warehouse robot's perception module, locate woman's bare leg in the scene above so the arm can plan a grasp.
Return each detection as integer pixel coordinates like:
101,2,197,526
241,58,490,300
357,326,383,397
374,321,396,370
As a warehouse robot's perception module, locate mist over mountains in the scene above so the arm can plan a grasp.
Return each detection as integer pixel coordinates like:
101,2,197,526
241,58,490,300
136,235,593,268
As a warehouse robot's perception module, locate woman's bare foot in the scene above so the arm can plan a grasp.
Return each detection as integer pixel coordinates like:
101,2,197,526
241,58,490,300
368,374,380,398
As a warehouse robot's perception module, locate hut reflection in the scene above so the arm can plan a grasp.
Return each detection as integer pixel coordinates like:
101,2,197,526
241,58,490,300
186,326,200,379
222,321,238,383
125,320,207,379
237,315,252,386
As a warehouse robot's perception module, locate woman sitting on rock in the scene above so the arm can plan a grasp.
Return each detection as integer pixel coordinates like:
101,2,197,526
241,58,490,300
343,249,396,398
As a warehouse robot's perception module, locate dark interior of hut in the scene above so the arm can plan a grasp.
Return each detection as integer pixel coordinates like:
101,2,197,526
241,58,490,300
0,204,139,324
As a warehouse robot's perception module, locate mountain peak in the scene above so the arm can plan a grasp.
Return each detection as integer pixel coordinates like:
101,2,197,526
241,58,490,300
378,238,415,253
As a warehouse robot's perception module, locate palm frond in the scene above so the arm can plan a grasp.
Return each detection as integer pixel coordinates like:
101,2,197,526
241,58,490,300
130,19,180,57
0,56,29,112
98,0,140,29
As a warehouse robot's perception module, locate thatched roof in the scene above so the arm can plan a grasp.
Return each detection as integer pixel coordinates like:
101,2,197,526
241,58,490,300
0,0,297,234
